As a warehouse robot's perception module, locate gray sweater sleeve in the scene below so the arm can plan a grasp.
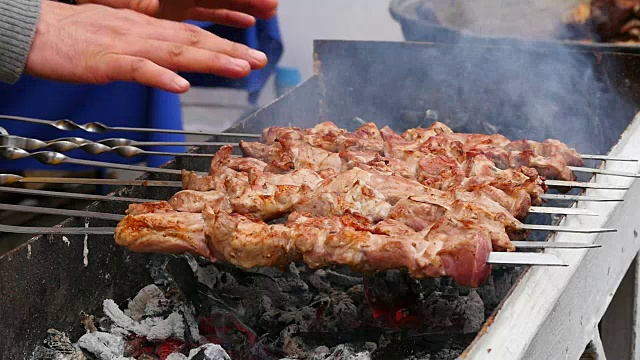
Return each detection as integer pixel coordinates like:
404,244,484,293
0,0,42,84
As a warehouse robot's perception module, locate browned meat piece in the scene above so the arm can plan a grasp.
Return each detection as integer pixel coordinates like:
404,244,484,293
426,216,493,288
203,205,294,268
383,122,579,181
340,151,417,179
115,212,213,260
294,168,392,222
260,122,384,154
388,197,447,232
393,192,520,251
261,125,303,143
168,190,225,213
126,201,174,216
339,122,384,153
401,121,454,142
182,170,219,192
203,208,492,288
381,126,426,164
505,139,584,167
417,153,464,187
240,138,343,173
459,154,546,206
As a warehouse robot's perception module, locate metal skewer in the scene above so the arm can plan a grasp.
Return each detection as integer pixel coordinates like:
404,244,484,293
526,206,598,216
540,194,623,202
0,186,155,203
0,223,572,266
4,134,632,191
509,241,601,249
0,204,123,221
486,253,567,266
0,135,227,157
0,115,259,138
2,115,633,164
0,219,599,251
579,154,637,162
518,224,616,233
0,147,207,176
0,134,237,149
0,174,182,187
544,180,629,190
0,205,614,235
0,181,598,216
568,166,640,178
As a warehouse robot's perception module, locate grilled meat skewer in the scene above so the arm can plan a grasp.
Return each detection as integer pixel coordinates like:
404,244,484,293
249,121,585,182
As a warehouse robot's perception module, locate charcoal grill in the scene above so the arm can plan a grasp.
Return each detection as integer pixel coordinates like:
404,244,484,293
2,40,640,359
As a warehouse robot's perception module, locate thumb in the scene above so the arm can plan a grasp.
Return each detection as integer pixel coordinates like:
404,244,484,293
76,0,160,16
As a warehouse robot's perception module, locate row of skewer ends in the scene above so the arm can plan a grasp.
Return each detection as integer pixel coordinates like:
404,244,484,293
113,120,607,288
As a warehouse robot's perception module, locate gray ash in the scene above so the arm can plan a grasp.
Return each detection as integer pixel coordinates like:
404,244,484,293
33,255,523,360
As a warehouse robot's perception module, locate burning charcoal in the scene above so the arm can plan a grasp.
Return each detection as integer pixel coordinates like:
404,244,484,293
415,290,485,334
32,345,85,360
315,344,372,360
187,344,231,360
309,270,332,292
323,270,363,289
139,354,160,360
281,324,309,358
102,299,186,341
179,303,205,345
345,285,365,304
166,354,188,360
308,346,331,360
76,331,127,360
125,285,170,321
459,291,485,334
43,329,76,355
80,311,98,333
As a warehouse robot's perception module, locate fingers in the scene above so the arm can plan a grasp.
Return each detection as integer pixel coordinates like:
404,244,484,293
121,40,252,79
143,21,268,69
76,0,159,15
100,54,191,93
195,0,278,19
186,8,256,28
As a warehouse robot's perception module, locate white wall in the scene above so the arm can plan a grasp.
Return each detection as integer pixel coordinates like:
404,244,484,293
181,0,405,132
276,0,404,80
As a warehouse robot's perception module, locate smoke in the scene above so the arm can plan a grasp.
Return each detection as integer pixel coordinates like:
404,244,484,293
427,0,578,39
315,0,637,157
408,0,634,155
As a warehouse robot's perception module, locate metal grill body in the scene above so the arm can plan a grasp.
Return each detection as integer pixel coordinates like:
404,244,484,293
1,40,640,359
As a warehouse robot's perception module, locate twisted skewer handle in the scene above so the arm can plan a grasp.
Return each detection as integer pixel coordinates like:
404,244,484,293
0,146,184,175
0,135,215,158
0,115,259,138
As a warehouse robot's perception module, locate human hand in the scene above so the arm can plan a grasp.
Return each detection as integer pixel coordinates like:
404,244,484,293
75,0,278,28
25,1,268,93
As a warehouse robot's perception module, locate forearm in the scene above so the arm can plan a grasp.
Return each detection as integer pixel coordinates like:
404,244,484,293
0,0,42,84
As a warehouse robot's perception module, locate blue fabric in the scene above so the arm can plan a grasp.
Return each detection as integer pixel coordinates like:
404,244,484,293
0,17,282,172
181,17,283,104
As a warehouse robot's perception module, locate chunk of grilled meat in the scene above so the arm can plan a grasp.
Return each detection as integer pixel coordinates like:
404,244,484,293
203,208,492,288
184,146,325,220
240,138,343,174
340,150,545,212
263,120,582,179
261,121,384,154
168,190,225,213
115,210,212,260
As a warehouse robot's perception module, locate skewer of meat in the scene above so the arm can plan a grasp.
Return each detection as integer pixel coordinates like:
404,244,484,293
240,136,544,219
252,121,583,181
203,204,493,288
